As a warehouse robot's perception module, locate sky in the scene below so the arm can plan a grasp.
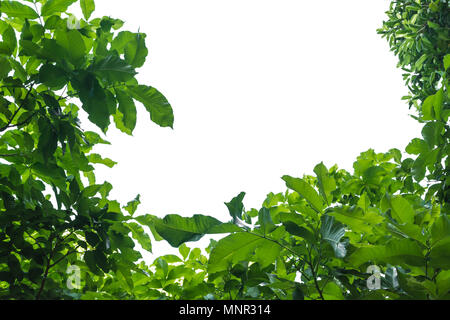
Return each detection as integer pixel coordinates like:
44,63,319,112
71,0,422,261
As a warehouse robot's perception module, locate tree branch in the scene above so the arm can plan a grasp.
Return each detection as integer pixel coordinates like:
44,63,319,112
0,86,34,132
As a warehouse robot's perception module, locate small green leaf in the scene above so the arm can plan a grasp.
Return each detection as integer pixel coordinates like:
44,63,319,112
124,194,140,216
313,162,336,206
225,192,246,221
80,0,95,20
282,175,323,212
444,54,450,71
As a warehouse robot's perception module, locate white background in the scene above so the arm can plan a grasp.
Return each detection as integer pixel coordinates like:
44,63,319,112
72,0,422,261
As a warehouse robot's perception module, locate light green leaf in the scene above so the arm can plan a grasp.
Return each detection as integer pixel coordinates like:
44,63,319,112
80,0,95,20
127,222,152,252
349,239,424,267
313,162,336,206
136,214,237,247
127,85,174,128
444,54,450,71
282,175,323,212
389,196,415,224
87,153,117,168
0,1,39,19
208,232,267,273
124,194,140,216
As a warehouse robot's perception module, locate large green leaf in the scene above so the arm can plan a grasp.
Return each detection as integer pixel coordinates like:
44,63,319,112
349,239,424,268
389,196,415,224
54,29,86,67
208,232,269,273
430,237,450,269
127,85,174,128
282,175,323,212
80,0,95,20
41,0,77,17
431,215,450,247
135,214,240,247
0,1,39,19
90,55,137,83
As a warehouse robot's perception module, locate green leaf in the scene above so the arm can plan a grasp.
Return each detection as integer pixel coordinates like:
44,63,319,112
136,214,234,247
179,243,190,260
433,88,443,120
282,221,314,242
90,55,137,83
313,162,336,205
85,231,100,247
349,239,424,268
124,194,140,216
282,175,323,212
421,95,434,120
208,232,267,273
41,0,77,17
389,195,415,224
431,215,450,247
0,57,11,80
429,238,450,269
421,121,444,148
38,63,67,88
114,88,137,133
72,72,111,131
127,222,152,252
127,85,174,128
320,215,346,258
0,1,39,19
84,251,102,275
444,54,450,71
54,29,86,67
124,33,148,68
405,138,429,155
225,192,245,221
88,153,117,168
80,0,95,20
257,207,276,234
255,240,281,268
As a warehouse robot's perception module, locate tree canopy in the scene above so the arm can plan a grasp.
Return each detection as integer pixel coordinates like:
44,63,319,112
0,0,449,300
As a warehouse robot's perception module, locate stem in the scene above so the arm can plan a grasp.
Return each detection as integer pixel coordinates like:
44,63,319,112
307,245,324,300
36,246,56,300
0,86,33,132
50,246,79,268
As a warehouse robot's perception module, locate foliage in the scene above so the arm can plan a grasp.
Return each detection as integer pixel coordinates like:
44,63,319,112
0,0,173,299
0,0,449,300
